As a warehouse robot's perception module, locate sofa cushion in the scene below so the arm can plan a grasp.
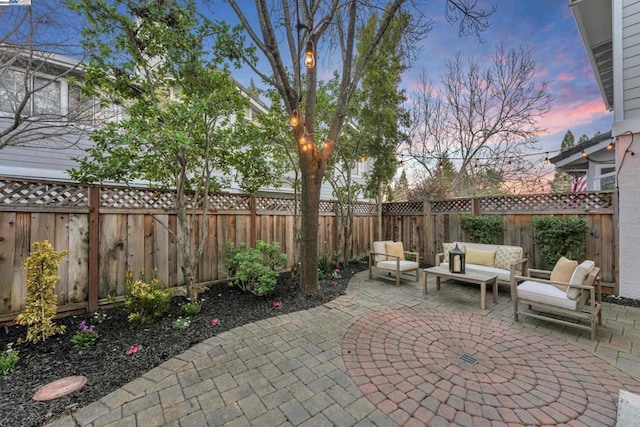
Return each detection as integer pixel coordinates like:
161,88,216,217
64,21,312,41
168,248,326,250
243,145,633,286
385,242,405,260
373,241,392,263
494,246,522,270
549,257,578,292
517,280,578,311
566,260,595,300
443,242,465,263
466,248,496,267
377,260,419,272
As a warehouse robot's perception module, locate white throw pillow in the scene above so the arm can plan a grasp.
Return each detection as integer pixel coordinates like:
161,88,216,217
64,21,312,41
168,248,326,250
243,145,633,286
566,260,596,300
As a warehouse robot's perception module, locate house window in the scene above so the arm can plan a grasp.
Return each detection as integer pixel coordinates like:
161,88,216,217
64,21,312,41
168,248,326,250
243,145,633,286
594,165,616,190
68,84,95,125
0,69,25,114
33,77,61,115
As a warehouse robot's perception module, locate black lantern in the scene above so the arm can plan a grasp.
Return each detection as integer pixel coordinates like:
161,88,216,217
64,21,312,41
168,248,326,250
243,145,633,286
449,244,465,274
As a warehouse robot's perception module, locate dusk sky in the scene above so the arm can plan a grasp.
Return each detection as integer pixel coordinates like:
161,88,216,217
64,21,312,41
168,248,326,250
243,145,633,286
215,0,612,162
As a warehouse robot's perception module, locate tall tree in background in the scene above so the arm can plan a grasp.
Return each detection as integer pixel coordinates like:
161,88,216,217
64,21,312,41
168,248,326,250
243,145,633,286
68,0,282,300
393,170,410,202
405,44,553,197
561,130,575,152
226,0,492,293
0,0,89,150
551,130,576,193
358,10,410,240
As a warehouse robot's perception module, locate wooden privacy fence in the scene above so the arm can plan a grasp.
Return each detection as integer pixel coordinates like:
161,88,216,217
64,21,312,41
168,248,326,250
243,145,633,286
0,178,378,321
381,191,617,293
0,176,618,321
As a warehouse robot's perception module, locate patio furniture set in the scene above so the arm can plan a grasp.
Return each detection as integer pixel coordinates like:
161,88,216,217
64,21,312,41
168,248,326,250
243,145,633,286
369,240,603,340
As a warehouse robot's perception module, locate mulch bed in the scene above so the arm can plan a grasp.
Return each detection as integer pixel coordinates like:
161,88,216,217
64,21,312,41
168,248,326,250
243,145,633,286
0,261,368,427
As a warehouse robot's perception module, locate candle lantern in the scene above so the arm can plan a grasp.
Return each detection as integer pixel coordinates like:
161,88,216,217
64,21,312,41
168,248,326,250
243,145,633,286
449,244,465,274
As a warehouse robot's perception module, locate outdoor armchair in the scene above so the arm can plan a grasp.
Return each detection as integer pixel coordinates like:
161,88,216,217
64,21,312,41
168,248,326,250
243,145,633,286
369,241,420,286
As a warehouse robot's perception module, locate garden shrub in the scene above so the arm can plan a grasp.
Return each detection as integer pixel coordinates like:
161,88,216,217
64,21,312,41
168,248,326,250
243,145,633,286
226,240,287,296
180,301,202,316
0,344,19,375
532,216,588,269
15,241,68,344
459,215,504,244
124,271,172,325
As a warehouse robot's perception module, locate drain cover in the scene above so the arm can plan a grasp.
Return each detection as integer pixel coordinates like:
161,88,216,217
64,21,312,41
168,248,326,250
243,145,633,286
458,353,478,366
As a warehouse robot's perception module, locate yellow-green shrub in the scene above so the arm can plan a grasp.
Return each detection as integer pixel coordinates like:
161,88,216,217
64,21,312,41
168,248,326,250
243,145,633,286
15,241,68,343
124,271,172,325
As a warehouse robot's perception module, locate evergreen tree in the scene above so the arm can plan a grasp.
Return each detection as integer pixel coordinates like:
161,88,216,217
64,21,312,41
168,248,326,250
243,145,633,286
561,130,575,152
394,170,410,202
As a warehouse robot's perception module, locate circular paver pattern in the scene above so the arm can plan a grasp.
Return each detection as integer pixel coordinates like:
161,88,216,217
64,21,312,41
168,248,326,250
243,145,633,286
342,309,640,426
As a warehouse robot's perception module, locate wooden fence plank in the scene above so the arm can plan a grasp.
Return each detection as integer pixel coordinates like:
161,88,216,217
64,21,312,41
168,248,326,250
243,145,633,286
144,215,154,281
153,215,170,285
127,214,145,277
10,213,30,314
0,212,16,314
68,214,89,303
54,213,70,305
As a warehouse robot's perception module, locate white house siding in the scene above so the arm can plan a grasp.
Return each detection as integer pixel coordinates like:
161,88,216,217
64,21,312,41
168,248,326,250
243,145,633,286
622,0,640,119
614,132,640,299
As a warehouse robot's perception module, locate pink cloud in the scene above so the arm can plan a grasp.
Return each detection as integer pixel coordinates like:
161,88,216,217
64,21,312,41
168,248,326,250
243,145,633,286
539,99,610,135
557,72,574,82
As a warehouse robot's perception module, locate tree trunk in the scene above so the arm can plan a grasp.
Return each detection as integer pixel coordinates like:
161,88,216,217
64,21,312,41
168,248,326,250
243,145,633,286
299,162,323,293
377,180,383,240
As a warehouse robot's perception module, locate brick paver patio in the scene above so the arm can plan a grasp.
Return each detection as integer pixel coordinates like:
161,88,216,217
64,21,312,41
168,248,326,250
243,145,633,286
47,271,640,426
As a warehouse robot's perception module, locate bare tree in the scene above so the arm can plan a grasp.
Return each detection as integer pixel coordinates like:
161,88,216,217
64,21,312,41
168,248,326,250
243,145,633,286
0,1,90,151
405,44,554,197
225,0,492,293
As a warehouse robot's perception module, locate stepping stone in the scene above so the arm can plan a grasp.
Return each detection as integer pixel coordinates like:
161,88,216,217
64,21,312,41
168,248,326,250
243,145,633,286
33,376,88,401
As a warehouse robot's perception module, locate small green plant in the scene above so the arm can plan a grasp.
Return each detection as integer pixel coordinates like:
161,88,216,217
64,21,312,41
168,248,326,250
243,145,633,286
226,240,287,296
172,317,191,330
532,216,588,268
318,251,331,273
92,311,107,323
180,300,202,316
70,320,100,348
0,344,19,375
124,271,172,326
460,215,504,244
15,241,68,344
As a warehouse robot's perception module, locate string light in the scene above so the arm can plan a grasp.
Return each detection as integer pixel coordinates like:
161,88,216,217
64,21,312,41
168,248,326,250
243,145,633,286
507,160,512,169
581,150,588,158
299,134,307,145
289,110,300,127
304,40,315,69
473,163,479,172
544,152,550,164
607,141,615,150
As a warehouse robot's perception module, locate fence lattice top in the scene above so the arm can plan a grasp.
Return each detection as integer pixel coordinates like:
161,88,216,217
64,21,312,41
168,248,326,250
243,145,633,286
0,177,615,214
0,179,88,207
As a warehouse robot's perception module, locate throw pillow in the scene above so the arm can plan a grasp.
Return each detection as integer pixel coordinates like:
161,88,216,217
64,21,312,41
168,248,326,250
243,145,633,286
385,242,405,260
373,241,391,263
442,242,465,263
549,257,578,292
566,260,596,300
494,246,523,270
465,248,496,267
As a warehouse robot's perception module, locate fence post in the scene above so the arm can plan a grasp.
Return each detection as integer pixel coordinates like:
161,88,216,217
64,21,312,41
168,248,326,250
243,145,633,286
249,195,257,248
472,198,480,215
88,185,100,311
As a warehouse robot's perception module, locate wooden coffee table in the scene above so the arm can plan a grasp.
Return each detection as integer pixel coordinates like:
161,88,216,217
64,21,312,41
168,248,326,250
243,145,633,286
422,266,498,310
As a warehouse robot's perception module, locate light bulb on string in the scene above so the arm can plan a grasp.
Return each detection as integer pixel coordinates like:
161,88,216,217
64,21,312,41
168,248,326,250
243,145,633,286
304,40,315,69
289,110,299,127
544,152,549,164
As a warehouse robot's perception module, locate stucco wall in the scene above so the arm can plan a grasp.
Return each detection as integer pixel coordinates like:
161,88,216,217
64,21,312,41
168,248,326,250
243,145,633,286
616,132,640,298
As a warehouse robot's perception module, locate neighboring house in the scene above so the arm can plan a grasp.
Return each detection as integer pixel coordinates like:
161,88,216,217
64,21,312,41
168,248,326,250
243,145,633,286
571,0,640,298
0,50,371,200
549,131,616,191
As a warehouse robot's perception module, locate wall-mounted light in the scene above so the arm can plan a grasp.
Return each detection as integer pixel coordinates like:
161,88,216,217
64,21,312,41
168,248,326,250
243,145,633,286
289,110,299,127
304,40,315,69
